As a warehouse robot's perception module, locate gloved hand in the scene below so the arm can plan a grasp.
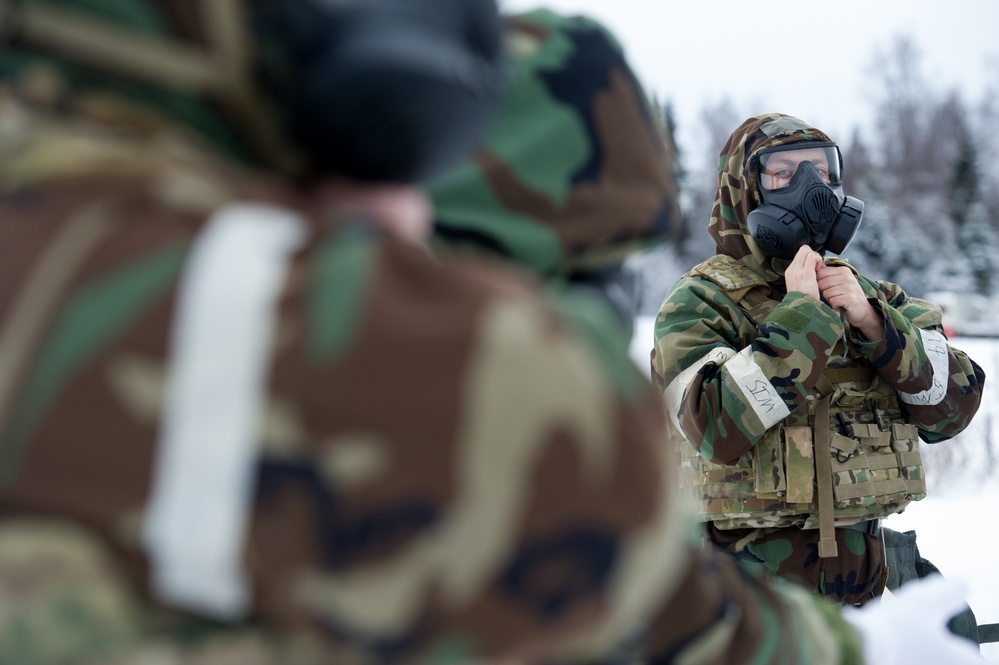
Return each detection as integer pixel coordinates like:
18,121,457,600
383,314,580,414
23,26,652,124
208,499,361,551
844,574,982,664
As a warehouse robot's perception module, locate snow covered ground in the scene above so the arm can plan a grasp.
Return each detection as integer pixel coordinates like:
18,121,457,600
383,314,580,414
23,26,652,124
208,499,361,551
630,319,999,660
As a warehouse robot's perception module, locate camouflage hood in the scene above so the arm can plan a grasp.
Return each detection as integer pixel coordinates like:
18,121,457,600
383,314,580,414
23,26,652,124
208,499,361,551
710,113,833,284
0,0,298,172
429,9,680,279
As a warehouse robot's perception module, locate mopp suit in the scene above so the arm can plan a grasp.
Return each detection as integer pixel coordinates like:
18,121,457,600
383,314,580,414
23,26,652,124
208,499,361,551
652,113,985,606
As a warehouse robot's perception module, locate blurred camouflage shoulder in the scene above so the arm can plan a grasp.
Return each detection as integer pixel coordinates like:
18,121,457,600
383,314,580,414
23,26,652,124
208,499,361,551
430,9,681,279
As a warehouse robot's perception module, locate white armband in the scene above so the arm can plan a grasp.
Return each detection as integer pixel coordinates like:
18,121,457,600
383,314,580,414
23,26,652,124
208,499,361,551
663,347,735,438
664,344,791,438
724,346,792,430
898,329,950,407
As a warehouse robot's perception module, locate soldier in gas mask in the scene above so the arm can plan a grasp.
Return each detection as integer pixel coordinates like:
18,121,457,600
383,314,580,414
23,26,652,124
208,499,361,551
652,112,986,623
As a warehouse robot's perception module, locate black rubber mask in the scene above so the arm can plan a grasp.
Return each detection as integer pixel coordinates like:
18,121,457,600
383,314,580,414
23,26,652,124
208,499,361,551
253,0,506,183
747,144,864,259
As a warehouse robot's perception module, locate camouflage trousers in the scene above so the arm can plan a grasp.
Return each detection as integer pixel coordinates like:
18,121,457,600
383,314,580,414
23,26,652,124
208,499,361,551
883,527,980,647
706,523,888,606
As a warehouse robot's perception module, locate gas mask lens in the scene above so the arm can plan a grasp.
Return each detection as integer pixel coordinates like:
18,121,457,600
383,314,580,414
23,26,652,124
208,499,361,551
757,143,841,191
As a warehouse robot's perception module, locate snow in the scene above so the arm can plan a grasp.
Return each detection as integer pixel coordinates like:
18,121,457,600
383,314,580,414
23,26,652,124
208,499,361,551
631,318,999,660
885,492,999,660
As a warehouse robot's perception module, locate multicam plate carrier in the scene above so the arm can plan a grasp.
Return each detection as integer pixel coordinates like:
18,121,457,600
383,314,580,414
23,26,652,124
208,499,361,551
677,255,926,557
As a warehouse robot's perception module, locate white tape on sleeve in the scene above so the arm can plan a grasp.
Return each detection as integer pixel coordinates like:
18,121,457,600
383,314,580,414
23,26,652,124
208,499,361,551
724,346,791,430
663,347,735,438
898,328,950,407
142,204,306,619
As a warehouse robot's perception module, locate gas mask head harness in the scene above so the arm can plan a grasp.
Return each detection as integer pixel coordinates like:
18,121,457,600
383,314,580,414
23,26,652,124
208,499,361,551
746,141,864,259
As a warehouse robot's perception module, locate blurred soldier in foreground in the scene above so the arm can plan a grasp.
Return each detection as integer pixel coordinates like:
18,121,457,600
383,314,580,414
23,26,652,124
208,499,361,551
0,2,982,664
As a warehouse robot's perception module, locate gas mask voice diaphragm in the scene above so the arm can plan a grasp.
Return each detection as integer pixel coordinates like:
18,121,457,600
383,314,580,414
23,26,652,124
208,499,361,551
746,142,864,259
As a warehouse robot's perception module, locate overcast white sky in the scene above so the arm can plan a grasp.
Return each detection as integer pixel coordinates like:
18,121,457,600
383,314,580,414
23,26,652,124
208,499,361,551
500,0,999,160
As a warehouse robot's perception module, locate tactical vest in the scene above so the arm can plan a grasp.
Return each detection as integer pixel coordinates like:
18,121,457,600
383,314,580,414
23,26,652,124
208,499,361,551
676,255,926,557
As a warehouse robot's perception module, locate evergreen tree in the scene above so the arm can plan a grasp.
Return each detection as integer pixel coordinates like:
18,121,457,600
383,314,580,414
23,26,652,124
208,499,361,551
948,114,981,228
943,116,999,295
840,179,892,280
842,128,873,196
923,230,974,297
628,243,687,316
956,201,999,295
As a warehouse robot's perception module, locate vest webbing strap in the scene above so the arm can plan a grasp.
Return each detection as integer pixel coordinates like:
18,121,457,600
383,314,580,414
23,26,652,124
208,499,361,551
815,395,838,558
835,478,910,501
835,452,922,473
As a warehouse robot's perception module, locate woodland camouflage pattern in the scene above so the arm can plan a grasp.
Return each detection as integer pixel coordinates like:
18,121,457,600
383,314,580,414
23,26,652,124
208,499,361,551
652,113,986,605
0,6,867,664
430,10,680,279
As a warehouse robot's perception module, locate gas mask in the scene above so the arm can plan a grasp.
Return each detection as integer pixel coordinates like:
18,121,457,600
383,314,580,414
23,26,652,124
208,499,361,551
746,142,864,259
253,0,505,183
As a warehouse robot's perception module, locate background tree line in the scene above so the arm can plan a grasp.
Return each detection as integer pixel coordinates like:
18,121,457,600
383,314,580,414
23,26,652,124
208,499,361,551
631,35,999,317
